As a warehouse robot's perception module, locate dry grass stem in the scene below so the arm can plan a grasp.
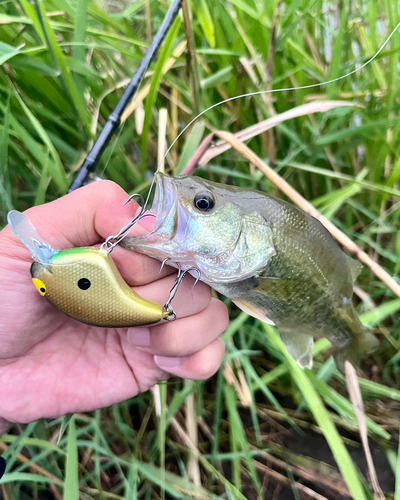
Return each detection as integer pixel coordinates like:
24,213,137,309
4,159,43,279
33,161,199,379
345,361,385,500
253,460,331,500
134,101,145,135
157,108,168,173
256,449,350,497
185,383,201,485
0,442,63,500
150,384,162,417
120,41,187,123
233,354,252,407
223,361,251,407
197,101,354,166
212,130,400,299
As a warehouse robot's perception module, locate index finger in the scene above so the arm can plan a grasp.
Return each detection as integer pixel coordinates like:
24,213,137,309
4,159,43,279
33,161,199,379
2,180,173,285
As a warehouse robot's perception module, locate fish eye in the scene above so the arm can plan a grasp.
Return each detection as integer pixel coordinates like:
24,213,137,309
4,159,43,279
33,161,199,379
194,193,215,212
78,278,91,290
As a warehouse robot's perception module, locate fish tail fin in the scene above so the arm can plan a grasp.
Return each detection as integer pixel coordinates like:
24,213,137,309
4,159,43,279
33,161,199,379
334,326,379,371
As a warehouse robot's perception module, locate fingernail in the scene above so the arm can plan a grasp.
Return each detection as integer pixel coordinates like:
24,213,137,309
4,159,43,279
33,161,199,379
128,327,151,347
154,356,181,369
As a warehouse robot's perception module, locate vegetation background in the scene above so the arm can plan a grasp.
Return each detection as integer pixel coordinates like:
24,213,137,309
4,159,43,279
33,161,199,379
0,0,400,498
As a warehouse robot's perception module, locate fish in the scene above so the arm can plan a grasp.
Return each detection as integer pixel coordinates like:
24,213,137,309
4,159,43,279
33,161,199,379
7,210,169,328
122,173,379,368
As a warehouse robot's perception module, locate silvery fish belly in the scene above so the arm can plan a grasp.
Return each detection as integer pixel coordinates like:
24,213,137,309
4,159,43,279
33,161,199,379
122,173,378,369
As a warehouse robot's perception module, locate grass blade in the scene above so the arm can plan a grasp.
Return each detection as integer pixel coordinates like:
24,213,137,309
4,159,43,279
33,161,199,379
20,0,90,131
73,0,89,95
263,324,367,500
141,16,181,171
63,416,79,500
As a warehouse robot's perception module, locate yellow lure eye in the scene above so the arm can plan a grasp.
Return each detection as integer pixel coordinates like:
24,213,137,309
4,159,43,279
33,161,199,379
32,278,47,296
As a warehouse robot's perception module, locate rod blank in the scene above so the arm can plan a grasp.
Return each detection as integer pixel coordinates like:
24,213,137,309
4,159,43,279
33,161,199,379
68,0,182,192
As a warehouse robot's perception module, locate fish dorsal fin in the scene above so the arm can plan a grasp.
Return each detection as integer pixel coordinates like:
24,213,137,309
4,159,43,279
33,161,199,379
280,331,314,369
7,210,56,265
346,255,363,284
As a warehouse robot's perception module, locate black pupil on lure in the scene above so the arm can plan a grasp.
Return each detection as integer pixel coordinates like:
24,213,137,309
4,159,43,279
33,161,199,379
40,287,46,293
194,194,214,211
78,278,91,290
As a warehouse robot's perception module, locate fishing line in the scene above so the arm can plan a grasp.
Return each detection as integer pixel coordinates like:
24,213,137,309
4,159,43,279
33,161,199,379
137,20,400,215
111,20,400,247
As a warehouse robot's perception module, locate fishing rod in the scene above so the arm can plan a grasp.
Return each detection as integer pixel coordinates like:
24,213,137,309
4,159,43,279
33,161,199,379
68,0,182,193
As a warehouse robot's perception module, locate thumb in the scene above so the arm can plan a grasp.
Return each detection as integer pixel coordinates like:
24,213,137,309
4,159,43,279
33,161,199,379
7,180,142,251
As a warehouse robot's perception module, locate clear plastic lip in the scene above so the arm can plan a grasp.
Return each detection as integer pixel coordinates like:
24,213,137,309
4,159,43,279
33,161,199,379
7,210,56,265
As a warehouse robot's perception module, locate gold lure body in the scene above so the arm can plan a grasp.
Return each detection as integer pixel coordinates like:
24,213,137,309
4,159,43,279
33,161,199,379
8,211,168,328
31,248,168,327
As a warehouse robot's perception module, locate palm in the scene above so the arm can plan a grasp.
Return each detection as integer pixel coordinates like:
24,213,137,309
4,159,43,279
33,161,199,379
0,244,170,423
0,181,228,426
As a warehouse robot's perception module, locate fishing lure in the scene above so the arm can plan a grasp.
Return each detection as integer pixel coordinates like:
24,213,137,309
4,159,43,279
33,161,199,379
7,209,176,328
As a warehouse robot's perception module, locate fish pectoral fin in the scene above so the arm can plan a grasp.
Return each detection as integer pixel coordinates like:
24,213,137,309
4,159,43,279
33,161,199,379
232,299,275,326
280,332,314,369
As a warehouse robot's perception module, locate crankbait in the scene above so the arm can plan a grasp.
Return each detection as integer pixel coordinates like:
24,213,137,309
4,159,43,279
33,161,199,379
7,210,173,328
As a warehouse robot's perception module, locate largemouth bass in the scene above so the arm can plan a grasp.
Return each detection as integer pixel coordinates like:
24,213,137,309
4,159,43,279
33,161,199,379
123,173,378,368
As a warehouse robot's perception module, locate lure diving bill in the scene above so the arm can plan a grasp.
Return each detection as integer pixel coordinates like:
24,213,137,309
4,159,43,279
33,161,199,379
7,210,169,328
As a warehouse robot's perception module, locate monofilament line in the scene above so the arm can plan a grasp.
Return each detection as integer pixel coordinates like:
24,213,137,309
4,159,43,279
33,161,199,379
137,20,400,218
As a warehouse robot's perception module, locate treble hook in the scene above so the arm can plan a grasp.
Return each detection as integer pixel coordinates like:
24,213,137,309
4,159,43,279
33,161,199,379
160,257,172,273
101,193,155,252
163,266,201,321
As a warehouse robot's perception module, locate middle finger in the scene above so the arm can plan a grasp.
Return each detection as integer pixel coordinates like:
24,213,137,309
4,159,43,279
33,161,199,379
127,298,228,357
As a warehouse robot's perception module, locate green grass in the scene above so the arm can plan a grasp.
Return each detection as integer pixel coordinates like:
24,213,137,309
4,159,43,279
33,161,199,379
1,0,400,498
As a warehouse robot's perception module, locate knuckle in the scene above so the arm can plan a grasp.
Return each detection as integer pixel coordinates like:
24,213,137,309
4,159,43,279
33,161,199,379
92,179,123,196
162,326,183,356
196,341,225,380
88,180,129,208
211,300,229,333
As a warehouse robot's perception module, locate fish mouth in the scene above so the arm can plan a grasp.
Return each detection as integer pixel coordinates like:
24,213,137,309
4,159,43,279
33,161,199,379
150,173,177,232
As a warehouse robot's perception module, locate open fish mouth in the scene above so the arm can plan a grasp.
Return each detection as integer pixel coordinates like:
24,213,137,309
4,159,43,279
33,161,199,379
149,173,177,233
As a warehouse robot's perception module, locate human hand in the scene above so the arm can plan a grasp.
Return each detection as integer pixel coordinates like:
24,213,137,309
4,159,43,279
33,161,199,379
0,181,228,427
